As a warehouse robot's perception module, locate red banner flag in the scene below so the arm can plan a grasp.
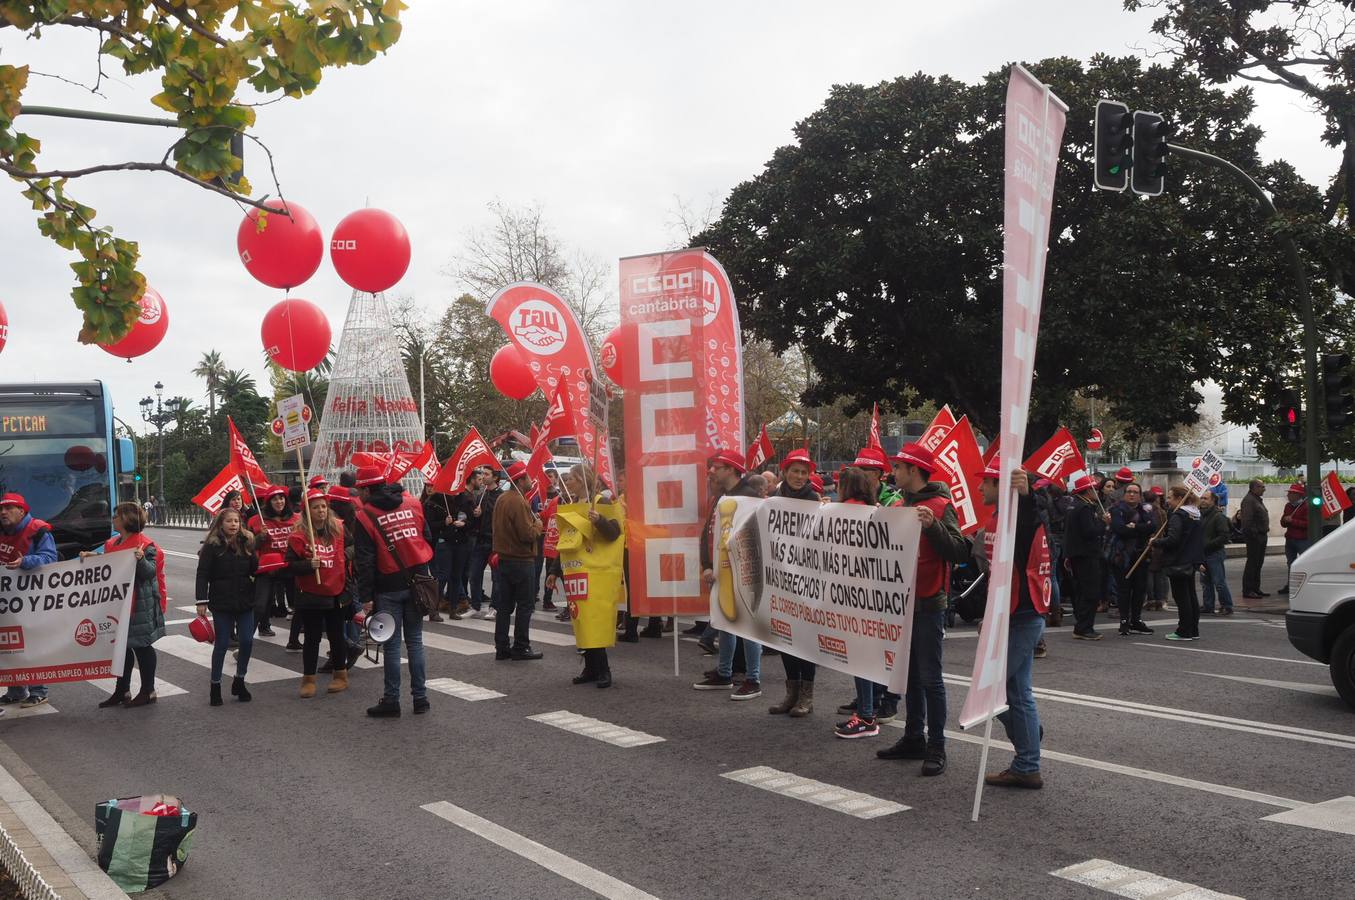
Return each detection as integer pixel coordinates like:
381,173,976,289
1321,471,1352,519
526,440,553,502
486,283,614,488
930,417,995,536
227,416,269,491
918,406,957,454
411,441,440,483
542,497,561,559
539,382,574,446
747,424,773,471
1022,427,1087,482
191,465,244,515
529,423,541,449
868,403,883,451
982,435,1001,466
430,428,498,495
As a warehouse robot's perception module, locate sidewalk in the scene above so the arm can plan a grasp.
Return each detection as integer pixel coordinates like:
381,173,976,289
0,741,128,899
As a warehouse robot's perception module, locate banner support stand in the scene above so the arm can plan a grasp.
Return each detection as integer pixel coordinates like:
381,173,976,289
969,716,994,822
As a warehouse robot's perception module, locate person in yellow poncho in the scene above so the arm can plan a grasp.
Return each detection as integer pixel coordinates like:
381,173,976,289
545,464,625,689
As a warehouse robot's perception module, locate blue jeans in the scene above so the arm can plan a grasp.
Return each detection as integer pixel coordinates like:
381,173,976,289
210,610,254,683
1201,549,1233,612
1284,537,1310,588
903,606,947,748
853,677,884,718
468,543,494,610
377,590,426,701
997,611,1044,774
433,541,452,598
1047,542,1063,611
717,631,761,682
448,542,471,604
3,684,46,700
493,558,536,651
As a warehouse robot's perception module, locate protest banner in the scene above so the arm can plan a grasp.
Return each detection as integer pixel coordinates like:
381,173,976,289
716,497,921,692
1183,450,1224,497
0,554,135,685
962,64,1067,821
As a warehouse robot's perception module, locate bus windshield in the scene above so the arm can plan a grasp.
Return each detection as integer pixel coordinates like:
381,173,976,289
0,396,113,553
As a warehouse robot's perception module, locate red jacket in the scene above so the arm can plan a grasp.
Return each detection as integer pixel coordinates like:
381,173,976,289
1282,500,1308,541
103,532,168,612
357,495,433,576
286,525,347,598
248,512,298,554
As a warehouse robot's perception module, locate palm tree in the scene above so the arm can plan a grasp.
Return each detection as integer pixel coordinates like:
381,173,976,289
219,369,258,405
192,350,227,419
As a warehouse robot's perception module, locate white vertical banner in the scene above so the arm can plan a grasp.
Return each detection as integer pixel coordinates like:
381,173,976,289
962,65,1067,818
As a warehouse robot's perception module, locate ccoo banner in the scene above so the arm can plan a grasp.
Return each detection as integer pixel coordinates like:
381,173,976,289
0,554,135,685
717,497,921,692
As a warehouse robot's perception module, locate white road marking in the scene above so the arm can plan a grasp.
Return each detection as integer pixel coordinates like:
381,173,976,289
422,800,660,900
161,548,197,560
425,677,504,701
1051,859,1241,899
722,765,908,819
934,727,1304,810
422,630,495,656
0,701,58,720
1262,796,1355,836
1136,643,1325,667
156,634,299,683
942,673,1355,750
527,710,664,748
441,616,576,646
164,617,196,626
87,677,188,698
1189,671,1338,697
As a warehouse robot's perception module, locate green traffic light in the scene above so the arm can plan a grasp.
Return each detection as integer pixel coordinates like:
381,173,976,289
1311,495,1322,507
1109,164,1122,175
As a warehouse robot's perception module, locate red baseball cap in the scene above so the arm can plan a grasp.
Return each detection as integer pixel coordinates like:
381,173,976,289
1149,485,1165,496
1068,472,1098,494
0,493,29,513
1115,466,1134,483
975,460,1002,481
852,447,889,471
326,485,353,504
809,474,825,494
505,461,529,481
1287,482,1305,495
308,475,328,488
304,488,329,503
779,448,815,472
355,464,386,487
708,449,747,474
892,442,936,473
262,484,287,500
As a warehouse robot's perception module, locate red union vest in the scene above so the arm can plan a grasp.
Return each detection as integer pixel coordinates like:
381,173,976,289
248,512,299,555
982,509,1051,615
103,532,169,612
359,496,433,575
287,524,347,597
0,517,51,567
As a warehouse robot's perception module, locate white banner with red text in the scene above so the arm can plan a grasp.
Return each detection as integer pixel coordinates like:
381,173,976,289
715,497,921,693
0,554,135,685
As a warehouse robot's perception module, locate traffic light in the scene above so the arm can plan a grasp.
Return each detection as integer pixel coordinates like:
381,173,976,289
134,472,143,482
1131,111,1170,196
1276,388,1302,444
1093,100,1134,192
1323,352,1354,432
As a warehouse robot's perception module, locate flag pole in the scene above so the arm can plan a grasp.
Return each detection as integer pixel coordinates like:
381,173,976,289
969,716,994,822
295,447,321,587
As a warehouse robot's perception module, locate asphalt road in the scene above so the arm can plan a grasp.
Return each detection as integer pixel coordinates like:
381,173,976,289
0,528,1351,900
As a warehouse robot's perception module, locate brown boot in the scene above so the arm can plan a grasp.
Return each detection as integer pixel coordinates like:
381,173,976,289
327,667,349,693
789,680,814,717
768,679,800,715
299,675,317,698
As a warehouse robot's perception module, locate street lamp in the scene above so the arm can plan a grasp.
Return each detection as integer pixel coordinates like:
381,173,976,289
139,381,175,519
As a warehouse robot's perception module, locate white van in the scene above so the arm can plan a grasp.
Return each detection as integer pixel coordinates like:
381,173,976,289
1285,518,1355,710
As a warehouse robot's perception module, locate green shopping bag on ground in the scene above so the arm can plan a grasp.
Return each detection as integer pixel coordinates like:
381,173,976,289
94,794,196,893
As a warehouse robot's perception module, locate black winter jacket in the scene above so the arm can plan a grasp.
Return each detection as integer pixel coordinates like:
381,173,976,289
1064,497,1107,560
195,541,258,614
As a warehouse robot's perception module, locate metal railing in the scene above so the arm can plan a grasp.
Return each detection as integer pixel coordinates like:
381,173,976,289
0,822,61,900
146,505,211,530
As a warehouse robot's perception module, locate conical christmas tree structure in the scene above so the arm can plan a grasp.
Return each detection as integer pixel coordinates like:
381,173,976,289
311,290,424,491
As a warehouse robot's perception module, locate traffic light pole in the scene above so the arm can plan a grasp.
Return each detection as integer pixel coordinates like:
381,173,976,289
1169,143,1324,535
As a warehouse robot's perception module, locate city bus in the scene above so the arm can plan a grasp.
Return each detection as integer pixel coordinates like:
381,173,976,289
0,382,136,558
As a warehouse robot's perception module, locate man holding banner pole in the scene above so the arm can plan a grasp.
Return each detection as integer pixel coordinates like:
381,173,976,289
0,494,58,709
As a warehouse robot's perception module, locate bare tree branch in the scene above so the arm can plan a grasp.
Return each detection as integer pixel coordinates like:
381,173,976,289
25,68,107,97
0,158,279,212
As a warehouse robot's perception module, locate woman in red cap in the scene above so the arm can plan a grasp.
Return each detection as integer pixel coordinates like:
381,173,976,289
248,486,299,640
195,508,259,706
1064,472,1110,640
768,449,823,718
1279,482,1309,595
284,490,352,697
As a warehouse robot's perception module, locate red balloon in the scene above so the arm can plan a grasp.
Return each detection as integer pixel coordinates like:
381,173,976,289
261,298,331,372
599,322,637,389
237,200,324,289
490,344,538,400
64,445,95,472
0,299,7,355
99,287,169,359
330,208,411,293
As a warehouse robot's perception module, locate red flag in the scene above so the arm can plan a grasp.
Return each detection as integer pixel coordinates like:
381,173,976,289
430,428,498,494
1022,427,1087,482
1321,471,1352,519
411,441,441,483
541,497,561,559
981,435,1001,465
930,417,995,536
868,403,883,451
526,440,553,501
918,406,957,454
227,416,269,490
540,382,574,445
747,424,773,470
192,465,244,515
529,423,542,449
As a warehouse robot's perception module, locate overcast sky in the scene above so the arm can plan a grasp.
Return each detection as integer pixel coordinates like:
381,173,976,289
0,1,1337,446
